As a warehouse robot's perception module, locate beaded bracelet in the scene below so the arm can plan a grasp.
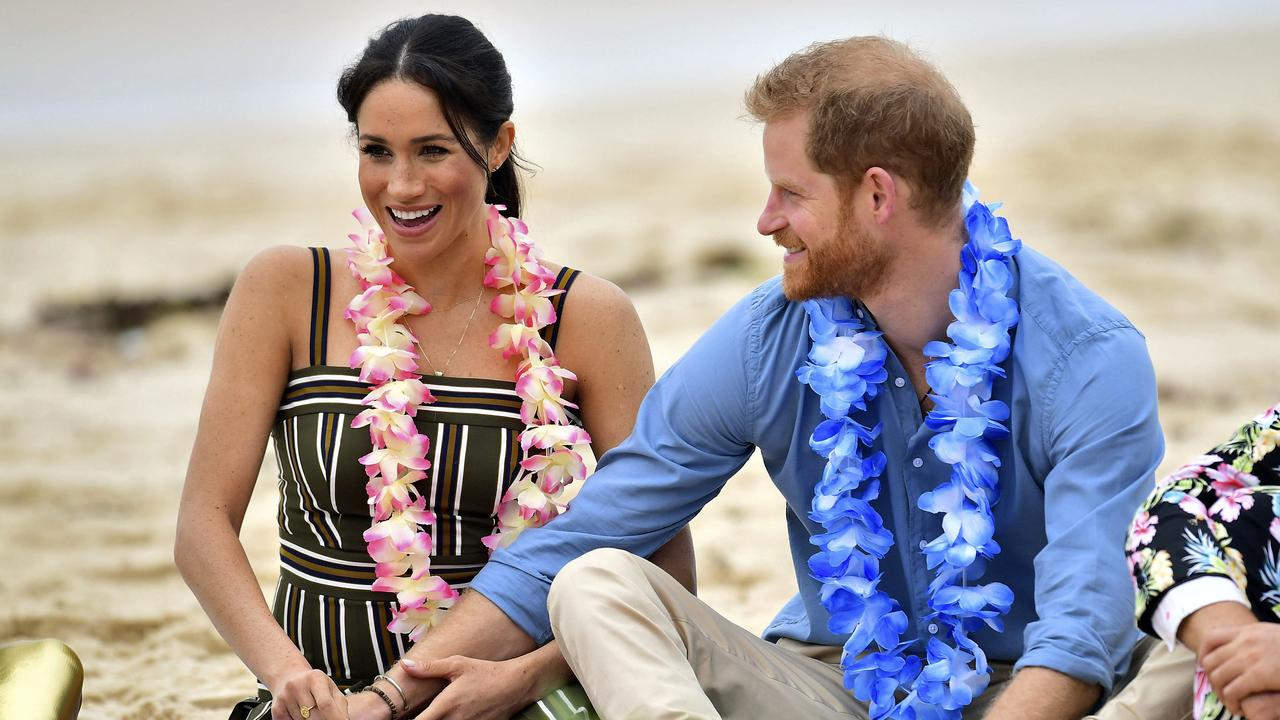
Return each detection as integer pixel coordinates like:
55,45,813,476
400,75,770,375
374,673,407,708
364,684,400,720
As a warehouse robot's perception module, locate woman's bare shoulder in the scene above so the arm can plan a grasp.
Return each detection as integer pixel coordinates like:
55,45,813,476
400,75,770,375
237,245,315,288
222,245,320,339
553,268,650,371
559,269,636,321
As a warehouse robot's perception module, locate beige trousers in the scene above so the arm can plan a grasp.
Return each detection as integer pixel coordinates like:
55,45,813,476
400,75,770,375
547,549,1196,720
1087,641,1197,720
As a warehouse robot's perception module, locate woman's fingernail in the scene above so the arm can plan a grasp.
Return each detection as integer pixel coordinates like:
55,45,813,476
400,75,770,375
401,658,418,668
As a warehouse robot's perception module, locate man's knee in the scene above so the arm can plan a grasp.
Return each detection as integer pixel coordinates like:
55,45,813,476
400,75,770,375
549,548,647,624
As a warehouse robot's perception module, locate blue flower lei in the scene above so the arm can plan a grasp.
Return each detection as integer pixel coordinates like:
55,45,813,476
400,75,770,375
796,183,1021,719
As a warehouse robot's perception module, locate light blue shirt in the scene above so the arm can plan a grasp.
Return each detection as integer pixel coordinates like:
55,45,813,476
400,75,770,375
471,245,1163,691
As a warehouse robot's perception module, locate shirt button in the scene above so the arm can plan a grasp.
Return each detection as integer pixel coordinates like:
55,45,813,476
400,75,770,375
894,377,906,388
928,623,939,634
912,458,924,468
856,308,865,318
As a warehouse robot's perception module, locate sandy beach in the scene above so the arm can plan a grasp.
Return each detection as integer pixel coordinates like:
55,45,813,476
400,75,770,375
2,17,1280,718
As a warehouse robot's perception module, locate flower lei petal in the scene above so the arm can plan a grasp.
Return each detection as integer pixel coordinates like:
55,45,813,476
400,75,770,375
797,182,1019,719
346,204,591,639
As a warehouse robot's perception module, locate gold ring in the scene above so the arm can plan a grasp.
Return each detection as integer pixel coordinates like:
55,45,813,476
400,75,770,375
299,705,313,719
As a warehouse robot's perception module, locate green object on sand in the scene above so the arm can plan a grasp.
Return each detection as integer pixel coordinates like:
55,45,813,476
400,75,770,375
515,682,599,719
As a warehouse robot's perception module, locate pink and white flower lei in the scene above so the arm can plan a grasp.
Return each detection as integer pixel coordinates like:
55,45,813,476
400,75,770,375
344,205,591,640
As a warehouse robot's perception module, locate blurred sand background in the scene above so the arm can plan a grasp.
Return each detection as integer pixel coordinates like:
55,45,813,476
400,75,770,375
3,1,1280,717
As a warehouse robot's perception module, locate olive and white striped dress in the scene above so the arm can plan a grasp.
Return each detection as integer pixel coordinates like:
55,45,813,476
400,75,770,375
231,247,595,719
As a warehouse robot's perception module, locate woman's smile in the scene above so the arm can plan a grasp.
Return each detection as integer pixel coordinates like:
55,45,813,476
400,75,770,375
386,204,443,237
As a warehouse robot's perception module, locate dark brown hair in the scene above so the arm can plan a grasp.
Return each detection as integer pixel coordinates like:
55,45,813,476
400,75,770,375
338,14,526,217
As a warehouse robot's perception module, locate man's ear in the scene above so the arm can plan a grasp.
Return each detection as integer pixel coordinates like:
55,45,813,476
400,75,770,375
862,166,899,225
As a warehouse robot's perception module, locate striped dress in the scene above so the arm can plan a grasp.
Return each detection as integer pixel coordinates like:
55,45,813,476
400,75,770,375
231,248,598,719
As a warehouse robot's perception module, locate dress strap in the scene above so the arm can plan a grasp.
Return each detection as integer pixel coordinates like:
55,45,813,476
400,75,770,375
539,266,581,352
308,247,333,367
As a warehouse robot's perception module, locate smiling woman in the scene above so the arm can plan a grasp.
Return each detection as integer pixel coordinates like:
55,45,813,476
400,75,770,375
350,80,509,281
172,13,696,720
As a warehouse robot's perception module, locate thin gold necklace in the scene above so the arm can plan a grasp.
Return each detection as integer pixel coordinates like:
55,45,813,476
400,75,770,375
414,285,486,377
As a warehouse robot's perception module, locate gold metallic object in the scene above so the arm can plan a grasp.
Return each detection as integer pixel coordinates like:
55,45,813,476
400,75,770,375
300,704,312,718
0,639,83,720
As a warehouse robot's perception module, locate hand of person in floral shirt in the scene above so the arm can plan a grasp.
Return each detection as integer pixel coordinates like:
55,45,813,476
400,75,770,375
1202,622,1280,718
1241,694,1280,720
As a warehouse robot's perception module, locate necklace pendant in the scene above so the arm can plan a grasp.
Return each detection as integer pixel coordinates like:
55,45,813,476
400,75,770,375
434,371,443,376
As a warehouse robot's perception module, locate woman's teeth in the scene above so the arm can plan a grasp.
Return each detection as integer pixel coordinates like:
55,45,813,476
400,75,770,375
390,206,441,224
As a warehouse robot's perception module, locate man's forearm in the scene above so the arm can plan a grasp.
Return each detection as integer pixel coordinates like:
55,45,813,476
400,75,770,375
983,666,1101,720
386,590,537,712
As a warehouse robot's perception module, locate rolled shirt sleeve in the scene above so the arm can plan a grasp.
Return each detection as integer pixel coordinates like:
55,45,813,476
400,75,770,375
468,291,760,644
1015,324,1165,689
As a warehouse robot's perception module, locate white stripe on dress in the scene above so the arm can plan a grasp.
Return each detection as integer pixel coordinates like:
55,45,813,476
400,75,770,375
296,588,307,653
313,414,342,546
493,427,508,514
278,537,484,570
430,422,444,543
338,597,351,679
280,537,373,566
279,395,525,421
279,396,366,412
329,413,346,546
318,594,333,677
286,373,371,386
288,371,522,394
455,425,469,556
279,565,376,592
366,602,387,675
393,631,406,662
288,417,327,546
272,439,292,536
423,382,519,397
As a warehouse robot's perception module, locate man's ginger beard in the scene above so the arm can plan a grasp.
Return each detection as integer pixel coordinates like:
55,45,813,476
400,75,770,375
778,204,891,302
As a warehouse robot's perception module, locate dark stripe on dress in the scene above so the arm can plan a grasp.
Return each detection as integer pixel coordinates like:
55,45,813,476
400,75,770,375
374,602,396,674
309,248,322,367
326,595,342,679
288,584,303,651
435,423,459,556
308,247,333,367
321,412,336,472
540,267,581,352
317,248,331,365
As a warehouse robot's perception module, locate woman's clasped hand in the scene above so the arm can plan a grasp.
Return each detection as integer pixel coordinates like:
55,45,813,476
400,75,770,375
270,668,348,720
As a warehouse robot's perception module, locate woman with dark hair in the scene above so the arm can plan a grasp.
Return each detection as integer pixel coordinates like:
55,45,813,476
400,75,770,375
175,14,694,720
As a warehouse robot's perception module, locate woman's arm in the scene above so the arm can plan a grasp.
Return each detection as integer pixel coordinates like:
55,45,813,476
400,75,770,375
175,247,347,718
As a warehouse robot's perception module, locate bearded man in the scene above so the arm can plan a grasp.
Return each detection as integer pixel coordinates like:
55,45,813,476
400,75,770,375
361,36,1189,720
